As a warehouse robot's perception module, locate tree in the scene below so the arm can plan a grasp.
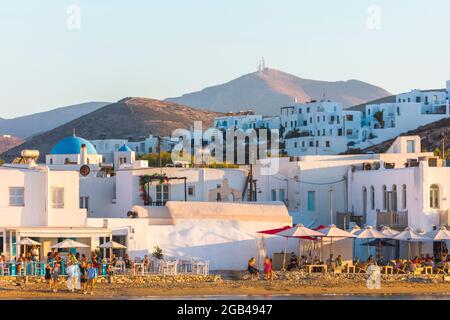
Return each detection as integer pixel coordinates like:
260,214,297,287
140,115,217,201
434,147,450,160
0,159,4,166
138,151,173,167
151,246,164,260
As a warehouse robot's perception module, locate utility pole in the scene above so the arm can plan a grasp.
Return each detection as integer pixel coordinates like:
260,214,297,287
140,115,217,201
157,136,162,173
329,185,334,225
441,129,447,160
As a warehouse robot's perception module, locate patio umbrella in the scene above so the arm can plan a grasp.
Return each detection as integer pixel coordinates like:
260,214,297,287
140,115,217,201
15,238,41,260
15,238,41,246
381,226,400,238
51,239,89,249
393,227,430,259
356,226,388,261
427,226,450,258
275,224,324,270
98,241,126,249
350,225,361,234
318,224,356,261
360,239,395,247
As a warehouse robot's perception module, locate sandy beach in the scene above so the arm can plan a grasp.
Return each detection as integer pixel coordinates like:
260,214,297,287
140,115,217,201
1,274,450,299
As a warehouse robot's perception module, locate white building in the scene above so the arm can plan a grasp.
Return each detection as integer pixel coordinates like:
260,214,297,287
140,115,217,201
348,136,450,259
90,135,176,166
281,101,362,156
254,136,436,227
360,89,449,148
0,163,111,261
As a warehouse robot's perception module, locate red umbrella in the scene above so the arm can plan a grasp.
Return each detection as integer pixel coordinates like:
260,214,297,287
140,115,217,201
257,226,291,235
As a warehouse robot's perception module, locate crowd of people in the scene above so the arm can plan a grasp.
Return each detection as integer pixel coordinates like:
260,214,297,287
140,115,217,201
44,251,101,294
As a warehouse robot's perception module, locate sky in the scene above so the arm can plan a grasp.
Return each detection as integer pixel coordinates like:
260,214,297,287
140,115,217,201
1,0,449,118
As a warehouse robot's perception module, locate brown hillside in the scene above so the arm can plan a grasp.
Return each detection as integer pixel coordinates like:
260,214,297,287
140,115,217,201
1,98,222,162
360,118,450,154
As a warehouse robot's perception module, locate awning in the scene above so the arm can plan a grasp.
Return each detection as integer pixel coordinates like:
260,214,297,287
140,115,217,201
7,226,112,238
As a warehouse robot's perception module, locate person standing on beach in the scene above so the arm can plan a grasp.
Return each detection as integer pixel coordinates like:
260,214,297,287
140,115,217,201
263,257,274,281
79,260,88,293
85,262,98,295
51,261,60,293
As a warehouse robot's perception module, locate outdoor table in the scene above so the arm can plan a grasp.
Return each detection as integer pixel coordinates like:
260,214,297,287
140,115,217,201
306,264,328,273
424,266,433,274
345,265,356,274
381,266,394,274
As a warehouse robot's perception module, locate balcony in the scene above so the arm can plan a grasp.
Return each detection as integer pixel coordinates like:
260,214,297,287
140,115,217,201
336,212,365,230
377,210,408,230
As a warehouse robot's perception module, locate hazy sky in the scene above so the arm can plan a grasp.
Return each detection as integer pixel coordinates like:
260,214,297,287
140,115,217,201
1,0,449,118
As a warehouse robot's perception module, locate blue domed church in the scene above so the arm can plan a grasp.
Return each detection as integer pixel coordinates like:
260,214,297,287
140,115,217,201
46,134,104,173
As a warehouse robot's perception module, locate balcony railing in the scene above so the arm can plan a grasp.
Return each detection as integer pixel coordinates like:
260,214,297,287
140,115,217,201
377,210,408,230
336,212,365,230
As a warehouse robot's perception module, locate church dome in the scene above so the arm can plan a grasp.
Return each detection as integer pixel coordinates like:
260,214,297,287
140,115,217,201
118,144,132,152
50,136,98,155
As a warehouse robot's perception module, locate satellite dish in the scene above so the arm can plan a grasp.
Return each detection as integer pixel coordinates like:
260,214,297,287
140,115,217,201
80,165,91,177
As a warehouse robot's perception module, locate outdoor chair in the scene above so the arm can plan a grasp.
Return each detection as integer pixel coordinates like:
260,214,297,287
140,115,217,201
413,267,424,275
356,263,368,274
0,264,10,276
433,266,447,275
394,265,407,274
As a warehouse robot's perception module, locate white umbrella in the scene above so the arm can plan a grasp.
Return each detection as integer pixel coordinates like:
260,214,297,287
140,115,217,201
350,225,361,234
318,224,356,261
15,238,41,246
427,226,450,258
98,241,127,249
276,224,324,269
381,226,400,238
52,239,89,249
356,226,388,239
356,226,388,261
276,224,325,238
393,227,430,259
427,226,450,241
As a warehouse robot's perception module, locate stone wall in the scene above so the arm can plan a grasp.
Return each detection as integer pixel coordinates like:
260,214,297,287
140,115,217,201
0,274,222,285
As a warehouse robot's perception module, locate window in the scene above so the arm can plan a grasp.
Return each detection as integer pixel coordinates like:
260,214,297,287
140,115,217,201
406,140,416,153
149,147,153,153
309,141,313,147
307,191,315,211
346,115,354,121
9,187,25,207
362,187,368,218
188,186,195,197
271,189,277,201
430,185,440,209
279,189,286,203
347,129,353,136
338,129,343,136
326,141,330,147
392,185,398,211
80,196,89,210
51,188,65,209
402,185,407,209
294,142,298,148
382,185,387,210
370,186,375,210
156,184,169,204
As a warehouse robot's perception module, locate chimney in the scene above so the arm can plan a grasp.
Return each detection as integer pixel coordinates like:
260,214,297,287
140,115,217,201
81,144,88,165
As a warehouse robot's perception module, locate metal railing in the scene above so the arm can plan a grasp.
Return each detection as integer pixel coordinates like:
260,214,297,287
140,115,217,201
377,210,408,230
336,212,365,229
